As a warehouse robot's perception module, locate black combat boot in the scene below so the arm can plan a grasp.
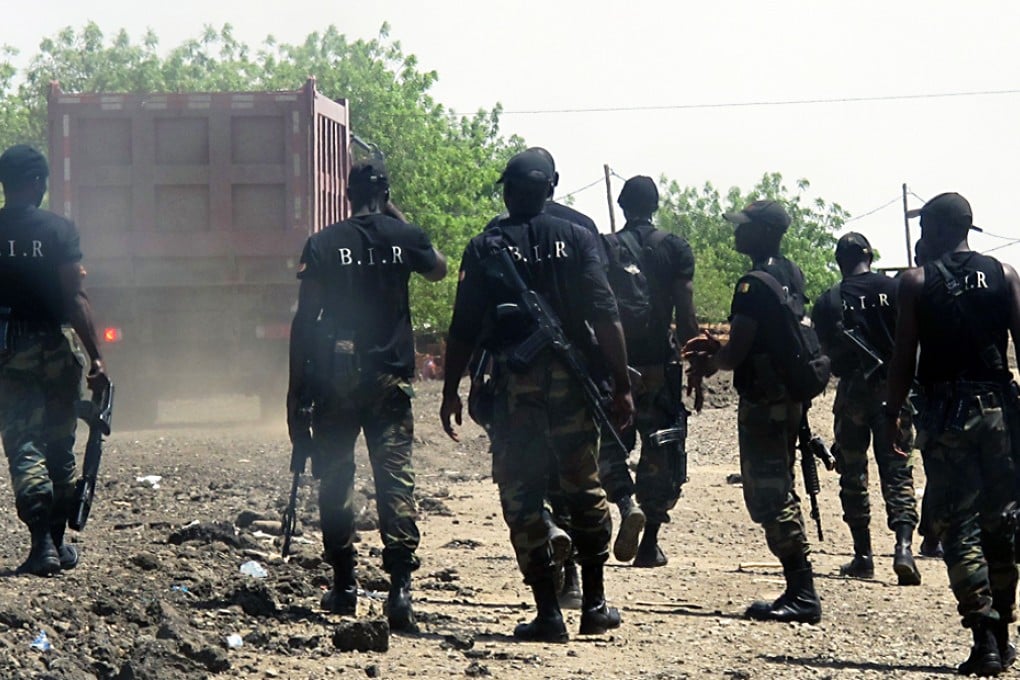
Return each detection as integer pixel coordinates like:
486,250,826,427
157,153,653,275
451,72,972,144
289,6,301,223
993,618,1017,669
633,522,667,568
612,495,645,563
50,497,78,571
578,563,622,634
386,567,417,632
17,522,61,577
542,508,572,566
514,577,568,643
958,619,1003,677
893,524,922,586
320,549,357,615
839,525,874,579
745,554,822,624
557,558,582,609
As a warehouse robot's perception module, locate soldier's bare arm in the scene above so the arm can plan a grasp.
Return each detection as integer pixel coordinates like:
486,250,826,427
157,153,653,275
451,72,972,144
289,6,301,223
440,336,473,442
672,278,698,347
59,262,106,388
420,249,448,282
287,278,323,439
1004,262,1020,369
885,267,924,415
708,314,758,373
592,318,635,430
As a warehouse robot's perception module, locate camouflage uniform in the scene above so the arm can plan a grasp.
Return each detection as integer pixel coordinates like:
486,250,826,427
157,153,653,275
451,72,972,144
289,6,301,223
833,373,918,532
738,395,809,560
599,365,685,524
311,373,420,574
918,383,1016,626
0,328,85,526
491,351,611,584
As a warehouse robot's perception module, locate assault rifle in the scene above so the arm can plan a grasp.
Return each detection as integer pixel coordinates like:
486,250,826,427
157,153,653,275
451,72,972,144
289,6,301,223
838,323,885,381
282,362,315,558
69,381,114,531
649,360,690,493
484,247,629,453
797,409,835,542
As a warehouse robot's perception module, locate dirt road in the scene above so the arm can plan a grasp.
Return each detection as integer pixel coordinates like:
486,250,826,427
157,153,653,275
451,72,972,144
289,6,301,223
0,379,971,679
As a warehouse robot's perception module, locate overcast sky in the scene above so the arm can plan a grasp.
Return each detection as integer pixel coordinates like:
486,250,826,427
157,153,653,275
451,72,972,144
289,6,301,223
6,0,1019,270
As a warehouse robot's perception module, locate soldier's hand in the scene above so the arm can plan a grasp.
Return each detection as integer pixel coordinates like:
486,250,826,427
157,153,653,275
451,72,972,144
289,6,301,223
688,377,705,413
440,393,463,442
86,359,110,395
610,389,635,432
681,330,721,358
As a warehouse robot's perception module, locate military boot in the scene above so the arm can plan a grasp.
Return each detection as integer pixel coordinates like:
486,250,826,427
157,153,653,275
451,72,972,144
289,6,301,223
17,522,61,577
543,509,572,567
993,618,1017,669
514,577,568,643
892,524,921,586
958,619,1003,677
612,495,646,563
745,554,822,624
50,498,78,571
386,567,417,632
839,525,874,579
578,563,622,635
633,522,667,568
320,549,357,615
557,558,583,609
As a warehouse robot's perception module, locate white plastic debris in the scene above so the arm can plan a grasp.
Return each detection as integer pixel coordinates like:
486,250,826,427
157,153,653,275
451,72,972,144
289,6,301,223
30,630,51,652
136,475,163,489
226,633,244,649
239,560,268,578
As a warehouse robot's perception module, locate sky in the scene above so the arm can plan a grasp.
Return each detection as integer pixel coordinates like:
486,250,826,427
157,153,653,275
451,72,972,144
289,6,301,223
5,0,1019,271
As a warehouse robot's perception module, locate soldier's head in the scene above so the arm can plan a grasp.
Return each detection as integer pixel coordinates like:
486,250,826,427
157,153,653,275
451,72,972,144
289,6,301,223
525,147,559,193
0,145,49,208
498,150,555,218
723,200,790,257
617,175,659,222
347,160,389,214
908,192,979,259
913,238,929,267
835,232,873,276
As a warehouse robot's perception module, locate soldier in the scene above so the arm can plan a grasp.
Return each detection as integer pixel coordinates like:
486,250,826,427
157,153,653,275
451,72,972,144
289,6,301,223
287,160,447,631
684,200,821,623
0,144,107,575
441,149,634,642
598,175,698,568
886,192,1020,676
810,232,921,584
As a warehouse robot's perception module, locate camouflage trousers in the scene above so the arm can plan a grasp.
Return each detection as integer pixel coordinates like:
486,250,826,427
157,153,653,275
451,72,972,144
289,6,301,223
833,374,918,532
738,396,810,561
918,384,1017,627
0,329,85,526
311,373,420,574
598,365,686,524
491,352,611,585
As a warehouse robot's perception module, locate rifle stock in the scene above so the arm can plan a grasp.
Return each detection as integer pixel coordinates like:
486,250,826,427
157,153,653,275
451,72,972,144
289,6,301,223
70,382,114,532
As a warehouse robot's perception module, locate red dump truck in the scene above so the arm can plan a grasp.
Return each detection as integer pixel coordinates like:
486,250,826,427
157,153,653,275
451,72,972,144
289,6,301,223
47,78,352,426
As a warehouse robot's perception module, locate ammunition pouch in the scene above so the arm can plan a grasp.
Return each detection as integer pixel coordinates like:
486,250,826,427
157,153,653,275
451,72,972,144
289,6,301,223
919,381,1007,437
313,322,361,397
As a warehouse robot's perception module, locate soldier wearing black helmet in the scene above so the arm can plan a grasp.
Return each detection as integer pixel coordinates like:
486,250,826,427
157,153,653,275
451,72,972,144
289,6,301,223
288,160,447,631
0,144,107,575
811,232,921,585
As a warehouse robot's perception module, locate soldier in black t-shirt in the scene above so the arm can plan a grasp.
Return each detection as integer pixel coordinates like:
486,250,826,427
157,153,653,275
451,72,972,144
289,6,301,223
684,200,822,624
288,160,447,631
0,145,107,576
596,175,698,570
811,233,921,585
887,193,1020,675
441,149,634,643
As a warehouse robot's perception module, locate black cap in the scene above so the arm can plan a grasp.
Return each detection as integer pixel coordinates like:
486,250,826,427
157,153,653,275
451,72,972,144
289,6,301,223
723,200,791,232
905,192,981,232
617,175,659,213
525,147,556,172
0,144,49,186
835,232,873,260
497,150,555,184
348,160,388,188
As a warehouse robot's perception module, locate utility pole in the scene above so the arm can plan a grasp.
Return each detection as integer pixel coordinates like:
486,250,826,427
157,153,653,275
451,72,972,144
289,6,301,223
901,183,912,266
604,164,617,233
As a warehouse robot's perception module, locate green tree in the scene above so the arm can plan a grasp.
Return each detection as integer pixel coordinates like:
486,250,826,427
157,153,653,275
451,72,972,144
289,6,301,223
657,172,847,322
1,22,522,332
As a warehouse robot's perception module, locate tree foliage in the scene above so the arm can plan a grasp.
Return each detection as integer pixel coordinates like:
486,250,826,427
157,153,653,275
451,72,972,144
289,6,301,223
656,173,848,322
0,22,523,331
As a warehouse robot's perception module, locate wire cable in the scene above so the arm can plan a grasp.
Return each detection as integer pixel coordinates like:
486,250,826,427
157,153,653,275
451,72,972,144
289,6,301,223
556,176,604,201
844,196,901,223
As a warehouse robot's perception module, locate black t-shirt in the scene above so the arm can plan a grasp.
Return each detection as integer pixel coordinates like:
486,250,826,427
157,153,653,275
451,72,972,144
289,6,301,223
916,251,1012,385
812,271,899,378
486,200,607,266
730,256,808,393
297,213,438,380
449,213,618,352
0,205,82,324
615,221,695,365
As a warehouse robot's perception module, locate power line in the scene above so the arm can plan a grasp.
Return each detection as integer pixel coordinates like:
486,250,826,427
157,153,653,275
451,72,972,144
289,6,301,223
982,239,1020,255
906,189,1014,241
844,196,901,223
499,88,1020,116
556,176,604,201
